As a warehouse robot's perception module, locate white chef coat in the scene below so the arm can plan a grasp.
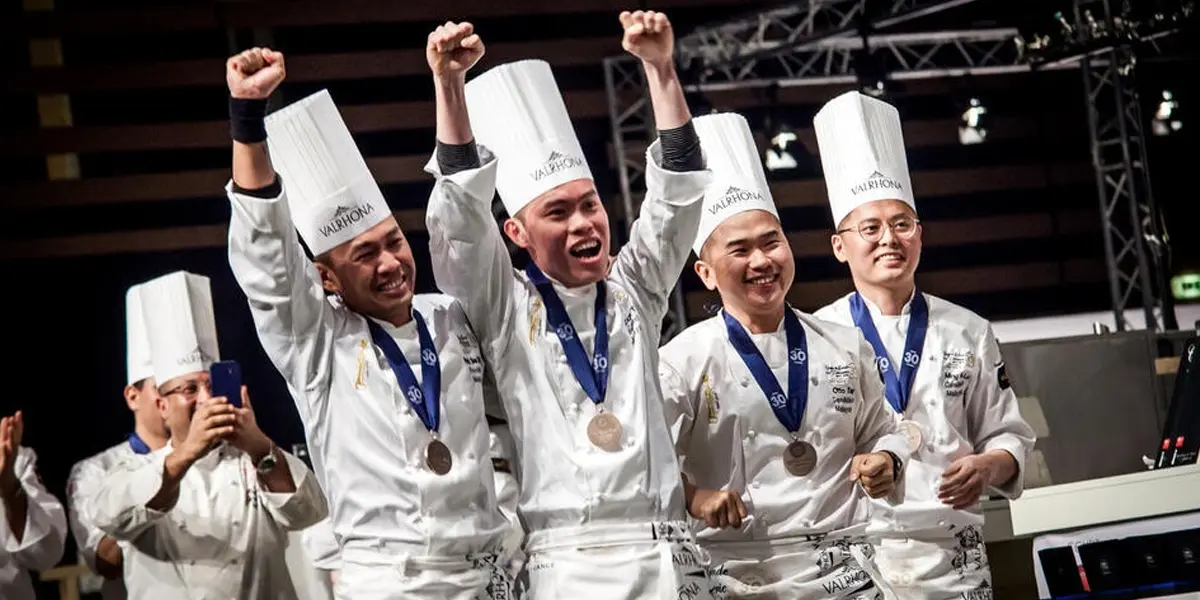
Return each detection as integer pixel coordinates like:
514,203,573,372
660,309,906,599
488,423,524,581
68,439,153,600
1,447,67,600
425,144,724,599
227,184,513,600
303,517,341,572
815,292,1036,599
90,442,325,600
287,526,335,600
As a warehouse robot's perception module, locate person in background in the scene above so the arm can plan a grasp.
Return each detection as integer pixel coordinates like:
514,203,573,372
224,45,513,599
659,111,905,599
90,270,327,599
1,410,67,600
423,11,726,597
67,283,171,600
812,91,1036,599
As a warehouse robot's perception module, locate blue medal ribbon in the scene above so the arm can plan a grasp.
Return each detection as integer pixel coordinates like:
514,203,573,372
127,432,152,455
849,291,929,414
366,311,442,434
723,308,809,433
524,263,609,404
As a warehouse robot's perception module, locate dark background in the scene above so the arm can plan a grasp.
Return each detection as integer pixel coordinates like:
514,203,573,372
0,0,1196,593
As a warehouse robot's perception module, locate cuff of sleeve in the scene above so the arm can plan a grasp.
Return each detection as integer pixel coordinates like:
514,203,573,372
871,431,913,463
644,138,711,208
258,451,310,510
982,437,1028,499
424,144,500,204
226,179,287,205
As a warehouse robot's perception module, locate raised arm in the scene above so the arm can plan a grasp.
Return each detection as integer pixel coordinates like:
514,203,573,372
423,23,520,349
610,11,710,321
223,48,337,410
0,442,67,572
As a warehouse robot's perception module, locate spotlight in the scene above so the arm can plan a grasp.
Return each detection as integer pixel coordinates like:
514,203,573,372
1152,90,1182,136
958,97,990,145
764,126,799,172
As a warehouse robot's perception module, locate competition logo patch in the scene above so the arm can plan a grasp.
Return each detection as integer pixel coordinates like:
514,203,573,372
702,373,720,424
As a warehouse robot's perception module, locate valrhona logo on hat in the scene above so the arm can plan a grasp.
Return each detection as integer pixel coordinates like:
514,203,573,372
851,171,904,196
529,150,586,182
709,186,765,215
175,346,215,368
319,202,378,239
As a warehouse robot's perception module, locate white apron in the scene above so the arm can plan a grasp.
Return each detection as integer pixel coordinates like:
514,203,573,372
864,524,992,600
710,529,882,600
523,521,723,600
335,543,513,600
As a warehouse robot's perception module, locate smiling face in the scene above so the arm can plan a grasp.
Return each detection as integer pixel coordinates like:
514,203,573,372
503,178,612,287
317,215,416,323
695,210,795,320
830,199,922,289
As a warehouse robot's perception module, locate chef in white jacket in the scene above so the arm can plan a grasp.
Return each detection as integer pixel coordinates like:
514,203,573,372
423,13,723,599
811,91,1036,599
222,48,513,599
67,283,170,600
659,112,906,600
1,411,67,600
90,270,328,599
301,518,341,587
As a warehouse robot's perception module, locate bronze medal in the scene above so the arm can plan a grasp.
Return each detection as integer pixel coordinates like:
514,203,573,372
425,439,453,475
899,419,923,453
587,412,623,452
783,440,817,476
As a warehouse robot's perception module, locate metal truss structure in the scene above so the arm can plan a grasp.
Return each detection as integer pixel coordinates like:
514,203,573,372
1074,0,1178,331
604,0,1184,340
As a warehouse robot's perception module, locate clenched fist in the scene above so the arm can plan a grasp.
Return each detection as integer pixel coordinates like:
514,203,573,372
688,487,748,529
850,452,897,498
427,21,484,81
619,10,674,68
226,47,286,100
0,411,24,496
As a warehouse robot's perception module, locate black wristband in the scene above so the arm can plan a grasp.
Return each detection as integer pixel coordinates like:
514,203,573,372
659,119,703,173
230,97,268,144
884,451,904,477
436,140,482,175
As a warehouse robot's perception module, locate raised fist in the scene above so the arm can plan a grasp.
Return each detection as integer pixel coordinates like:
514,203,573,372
619,10,674,68
427,21,485,80
226,47,286,100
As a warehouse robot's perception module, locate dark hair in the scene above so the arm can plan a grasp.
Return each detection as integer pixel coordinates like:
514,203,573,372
492,197,530,268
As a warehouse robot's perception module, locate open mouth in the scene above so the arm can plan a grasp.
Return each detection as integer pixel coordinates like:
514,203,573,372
875,251,905,264
569,240,602,259
376,274,409,294
744,273,779,286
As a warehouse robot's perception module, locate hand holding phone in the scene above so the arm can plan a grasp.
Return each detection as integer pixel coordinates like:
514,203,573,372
210,360,243,408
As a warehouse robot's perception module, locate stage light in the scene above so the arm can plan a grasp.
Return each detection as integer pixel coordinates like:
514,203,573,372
958,97,990,145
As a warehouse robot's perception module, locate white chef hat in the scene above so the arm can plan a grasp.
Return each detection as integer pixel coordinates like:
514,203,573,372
265,90,391,257
692,112,779,256
812,91,916,228
139,271,220,385
125,283,154,386
465,59,593,217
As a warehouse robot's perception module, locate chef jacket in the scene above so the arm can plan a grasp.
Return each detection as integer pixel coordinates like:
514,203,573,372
660,309,908,542
90,442,326,599
227,183,511,558
423,142,710,533
68,439,153,600
814,292,1036,534
1,446,67,600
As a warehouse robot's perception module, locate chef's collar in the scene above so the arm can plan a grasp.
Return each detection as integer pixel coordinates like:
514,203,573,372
860,287,918,319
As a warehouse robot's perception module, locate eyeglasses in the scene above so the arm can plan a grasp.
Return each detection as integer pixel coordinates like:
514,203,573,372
161,379,211,401
836,216,920,244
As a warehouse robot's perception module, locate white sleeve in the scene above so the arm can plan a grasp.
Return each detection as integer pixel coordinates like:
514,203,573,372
90,453,171,541
1,448,67,571
66,456,109,573
609,140,709,325
657,356,699,467
423,148,521,355
967,326,1037,499
257,451,330,532
853,334,908,460
301,517,341,572
226,181,337,423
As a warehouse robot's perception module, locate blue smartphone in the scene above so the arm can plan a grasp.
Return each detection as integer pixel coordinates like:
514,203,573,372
210,360,243,408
